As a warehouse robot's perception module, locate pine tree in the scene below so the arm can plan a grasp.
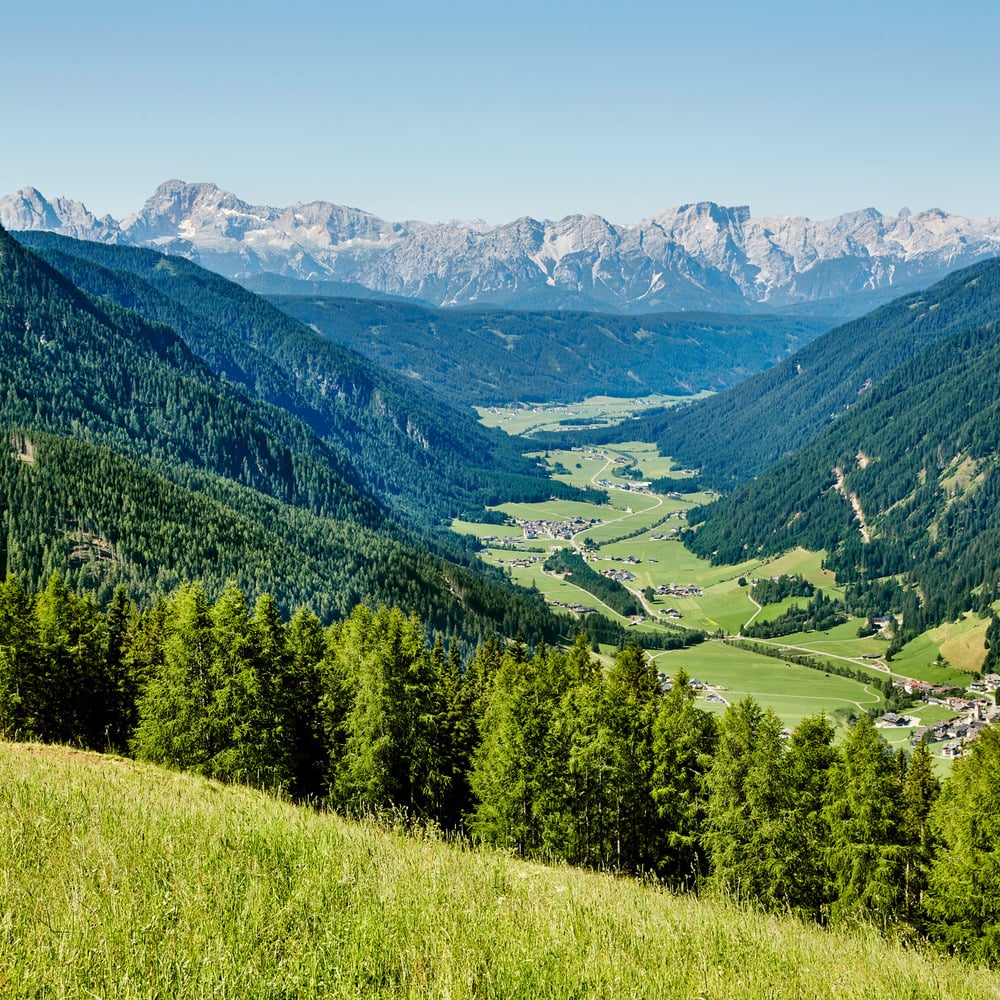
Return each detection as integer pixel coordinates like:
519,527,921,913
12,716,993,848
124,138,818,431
900,737,940,927
651,668,717,889
33,573,107,746
104,585,138,751
601,641,663,873
0,574,40,739
332,606,448,819
823,714,905,928
925,726,1000,963
468,639,551,853
131,583,216,772
783,713,839,919
284,604,329,800
704,698,790,906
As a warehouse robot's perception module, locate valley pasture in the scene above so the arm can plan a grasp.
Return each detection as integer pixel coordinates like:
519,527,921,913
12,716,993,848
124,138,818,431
456,415,990,734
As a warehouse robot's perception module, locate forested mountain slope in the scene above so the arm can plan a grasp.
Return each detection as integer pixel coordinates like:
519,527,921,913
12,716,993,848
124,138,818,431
266,295,829,405
0,225,607,643
0,430,560,640
574,260,1000,487
0,226,375,525
686,310,1000,628
14,231,577,523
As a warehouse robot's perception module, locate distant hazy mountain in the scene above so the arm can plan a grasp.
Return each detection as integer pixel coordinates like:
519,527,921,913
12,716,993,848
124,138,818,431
683,257,1000,628
4,180,1000,314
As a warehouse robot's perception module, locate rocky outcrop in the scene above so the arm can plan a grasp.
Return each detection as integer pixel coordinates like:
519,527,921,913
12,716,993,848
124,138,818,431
4,181,998,313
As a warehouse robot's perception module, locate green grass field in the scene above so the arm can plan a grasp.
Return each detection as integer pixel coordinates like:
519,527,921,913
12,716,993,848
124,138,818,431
652,641,884,731
888,617,988,685
476,394,706,436
3,743,996,999
454,418,987,729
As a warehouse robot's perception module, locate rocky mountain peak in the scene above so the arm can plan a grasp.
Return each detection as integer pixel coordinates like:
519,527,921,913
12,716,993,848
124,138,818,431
0,187,118,242
5,180,1000,314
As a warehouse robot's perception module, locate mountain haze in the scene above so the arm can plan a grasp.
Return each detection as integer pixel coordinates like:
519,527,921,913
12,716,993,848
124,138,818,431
606,259,1000,486
266,296,830,405
4,180,999,314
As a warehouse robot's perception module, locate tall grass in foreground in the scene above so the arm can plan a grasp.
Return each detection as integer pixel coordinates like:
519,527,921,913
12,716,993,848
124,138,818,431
1,743,997,1000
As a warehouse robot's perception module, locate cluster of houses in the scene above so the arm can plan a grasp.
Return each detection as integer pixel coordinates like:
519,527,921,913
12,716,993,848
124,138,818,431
893,678,967,700
547,600,598,615
513,516,601,541
496,555,541,569
970,673,1000,694
594,478,653,494
480,534,526,551
910,700,1000,757
583,554,643,566
655,582,704,598
603,568,636,583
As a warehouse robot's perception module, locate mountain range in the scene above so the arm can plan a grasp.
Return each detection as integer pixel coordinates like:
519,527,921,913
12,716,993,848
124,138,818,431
4,180,1000,315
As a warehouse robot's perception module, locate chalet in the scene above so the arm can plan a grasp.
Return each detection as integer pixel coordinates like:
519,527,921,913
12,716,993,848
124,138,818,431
877,713,919,728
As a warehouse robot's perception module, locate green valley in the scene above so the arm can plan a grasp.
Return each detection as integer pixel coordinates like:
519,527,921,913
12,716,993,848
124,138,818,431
453,413,993,760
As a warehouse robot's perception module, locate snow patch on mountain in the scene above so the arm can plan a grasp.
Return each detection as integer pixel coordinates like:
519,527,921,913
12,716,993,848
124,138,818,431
4,180,1000,314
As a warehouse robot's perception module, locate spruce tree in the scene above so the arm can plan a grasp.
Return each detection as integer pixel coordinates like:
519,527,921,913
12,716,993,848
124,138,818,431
651,668,717,889
704,698,790,906
823,714,905,928
925,726,1000,963
900,737,940,927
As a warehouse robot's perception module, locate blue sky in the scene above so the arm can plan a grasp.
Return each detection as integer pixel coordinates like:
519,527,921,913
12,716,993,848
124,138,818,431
3,0,998,224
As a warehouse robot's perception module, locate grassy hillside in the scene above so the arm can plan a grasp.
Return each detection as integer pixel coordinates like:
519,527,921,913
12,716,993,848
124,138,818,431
2,743,996,1000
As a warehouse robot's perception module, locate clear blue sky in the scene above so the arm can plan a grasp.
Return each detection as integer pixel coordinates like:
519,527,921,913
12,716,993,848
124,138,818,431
3,0,998,225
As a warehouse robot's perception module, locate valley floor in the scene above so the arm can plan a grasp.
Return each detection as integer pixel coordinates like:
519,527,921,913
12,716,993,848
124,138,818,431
453,422,994,761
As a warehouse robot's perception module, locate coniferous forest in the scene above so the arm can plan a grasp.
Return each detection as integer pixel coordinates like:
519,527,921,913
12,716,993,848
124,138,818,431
5,217,1000,971
2,573,999,965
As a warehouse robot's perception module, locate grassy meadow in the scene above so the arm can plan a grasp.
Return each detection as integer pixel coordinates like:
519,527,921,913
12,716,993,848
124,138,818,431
475,395,703,436
453,409,991,741
3,743,998,1000
651,640,884,731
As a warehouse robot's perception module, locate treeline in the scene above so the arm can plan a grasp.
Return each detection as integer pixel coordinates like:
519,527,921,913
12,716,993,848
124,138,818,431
4,573,1000,964
543,548,640,617
648,475,707,494
587,510,675,546
742,591,847,639
749,573,815,605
